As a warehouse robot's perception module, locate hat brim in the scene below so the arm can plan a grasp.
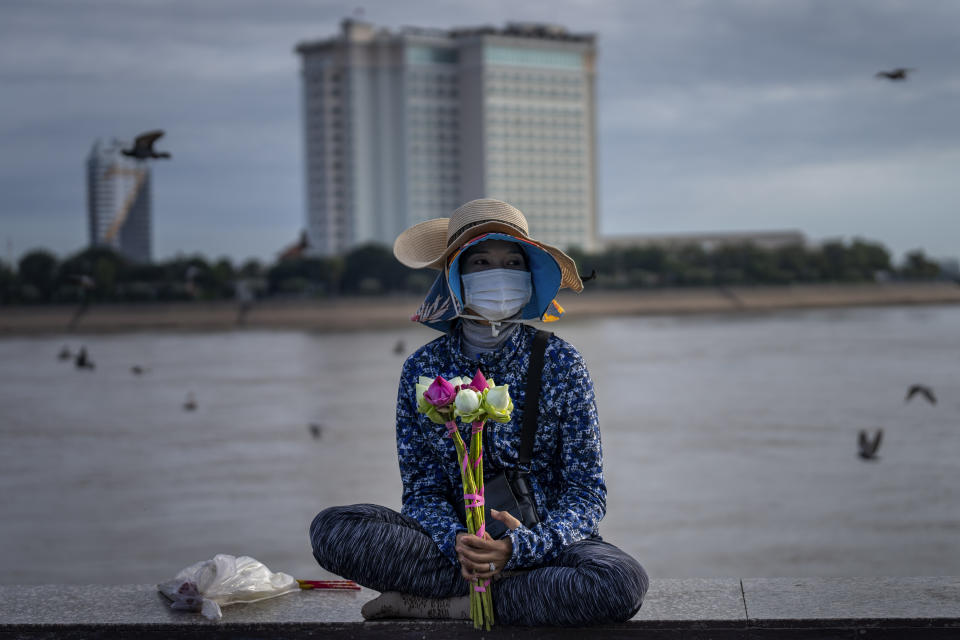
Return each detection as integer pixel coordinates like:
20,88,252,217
394,219,583,292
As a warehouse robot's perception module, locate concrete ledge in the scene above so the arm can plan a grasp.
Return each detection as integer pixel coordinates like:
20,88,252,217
1,578,958,639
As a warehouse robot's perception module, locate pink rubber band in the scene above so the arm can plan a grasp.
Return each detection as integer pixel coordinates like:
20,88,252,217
474,579,490,593
464,494,484,508
473,451,483,468
461,454,469,473
445,422,457,438
471,421,484,434
477,523,485,538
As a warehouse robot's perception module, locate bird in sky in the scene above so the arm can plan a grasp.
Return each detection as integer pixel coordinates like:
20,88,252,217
905,384,937,405
858,429,883,461
875,68,915,81
122,130,172,160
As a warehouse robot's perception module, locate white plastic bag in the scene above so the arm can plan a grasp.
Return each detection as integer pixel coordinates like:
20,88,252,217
158,554,299,620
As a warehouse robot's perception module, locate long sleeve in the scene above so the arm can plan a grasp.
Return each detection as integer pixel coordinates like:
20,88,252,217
395,360,467,565
502,346,606,569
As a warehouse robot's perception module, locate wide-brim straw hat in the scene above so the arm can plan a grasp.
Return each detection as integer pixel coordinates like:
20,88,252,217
393,198,583,292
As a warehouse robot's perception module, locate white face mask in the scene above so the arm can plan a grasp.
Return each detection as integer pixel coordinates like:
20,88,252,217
461,268,533,321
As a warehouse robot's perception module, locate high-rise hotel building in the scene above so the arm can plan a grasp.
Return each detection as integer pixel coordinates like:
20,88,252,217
86,139,152,263
296,19,597,257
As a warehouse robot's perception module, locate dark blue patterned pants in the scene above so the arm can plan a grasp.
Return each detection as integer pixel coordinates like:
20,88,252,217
310,503,648,627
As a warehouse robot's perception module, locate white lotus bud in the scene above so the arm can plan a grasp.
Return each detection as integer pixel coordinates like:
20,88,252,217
485,385,511,411
455,388,481,414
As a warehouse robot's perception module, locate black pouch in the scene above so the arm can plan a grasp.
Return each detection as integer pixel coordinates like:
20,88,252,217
453,469,539,539
450,330,551,540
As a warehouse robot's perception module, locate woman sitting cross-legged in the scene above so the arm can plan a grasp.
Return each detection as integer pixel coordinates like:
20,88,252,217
309,199,649,626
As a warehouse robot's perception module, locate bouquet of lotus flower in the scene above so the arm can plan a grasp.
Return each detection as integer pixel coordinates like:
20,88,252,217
416,370,514,631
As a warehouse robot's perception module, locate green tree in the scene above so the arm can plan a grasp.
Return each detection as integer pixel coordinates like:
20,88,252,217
117,261,164,301
570,246,621,287
0,259,16,304
58,246,129,301
211,257,236,297
18,249,60,302
267,256,344,296
819,241,880,282
341,244,415,294
620,246,666,287
900,249,941,280
847,239,892,280
239,258,264,278
775,244,821,282
741,244,788,284
667,244,712,286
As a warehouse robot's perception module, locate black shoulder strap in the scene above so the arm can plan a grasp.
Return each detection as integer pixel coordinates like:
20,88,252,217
518,329,551,466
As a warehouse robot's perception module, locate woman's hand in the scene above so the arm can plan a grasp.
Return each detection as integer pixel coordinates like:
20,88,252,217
455,509,522,581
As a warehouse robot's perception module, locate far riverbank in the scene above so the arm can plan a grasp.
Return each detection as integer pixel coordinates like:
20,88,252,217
1,282,959,334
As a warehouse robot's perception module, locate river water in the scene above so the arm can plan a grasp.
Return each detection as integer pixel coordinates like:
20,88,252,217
1,304,958,584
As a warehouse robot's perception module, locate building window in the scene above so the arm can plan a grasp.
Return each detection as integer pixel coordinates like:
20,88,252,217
406,45,459,65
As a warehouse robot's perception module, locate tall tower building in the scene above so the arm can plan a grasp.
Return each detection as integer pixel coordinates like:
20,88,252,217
296,19,597,257
86,139,152,263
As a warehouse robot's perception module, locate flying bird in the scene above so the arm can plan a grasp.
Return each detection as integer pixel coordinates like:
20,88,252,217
130,365,149,375
308,423,324,439
393,340,406,355
183,392,197,411
122,130,172,160
58,346,72,361
905,384,936,405
858,429,883,461
875,68,915,81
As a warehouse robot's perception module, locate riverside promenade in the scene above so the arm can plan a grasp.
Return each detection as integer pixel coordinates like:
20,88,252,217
2,577,959,638
2,282,960,334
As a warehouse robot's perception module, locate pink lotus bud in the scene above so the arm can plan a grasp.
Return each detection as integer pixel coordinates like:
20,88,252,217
423,376,457,407
467,369,489,393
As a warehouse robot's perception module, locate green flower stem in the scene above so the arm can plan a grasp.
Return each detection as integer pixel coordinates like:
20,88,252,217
477,421,495,631
448,424,485,628
445,419,494,630
469,421,494,631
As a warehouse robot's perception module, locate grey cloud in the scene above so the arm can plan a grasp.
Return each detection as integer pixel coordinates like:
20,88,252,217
1,0,959,262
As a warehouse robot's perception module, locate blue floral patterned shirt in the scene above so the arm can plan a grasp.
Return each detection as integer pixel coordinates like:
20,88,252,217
395,322,606,570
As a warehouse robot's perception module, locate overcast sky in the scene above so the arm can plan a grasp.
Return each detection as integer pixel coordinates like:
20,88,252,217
2,0,958,266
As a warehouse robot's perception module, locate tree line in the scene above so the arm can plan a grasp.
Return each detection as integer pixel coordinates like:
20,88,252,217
568,239,944,288
0,239,947,305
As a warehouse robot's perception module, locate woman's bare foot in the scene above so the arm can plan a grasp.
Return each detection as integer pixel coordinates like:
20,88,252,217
360,592,471,620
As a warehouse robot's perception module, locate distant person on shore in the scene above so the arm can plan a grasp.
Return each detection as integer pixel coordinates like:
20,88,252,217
67,274,95,330
309,199,648,626
234,279,255,326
